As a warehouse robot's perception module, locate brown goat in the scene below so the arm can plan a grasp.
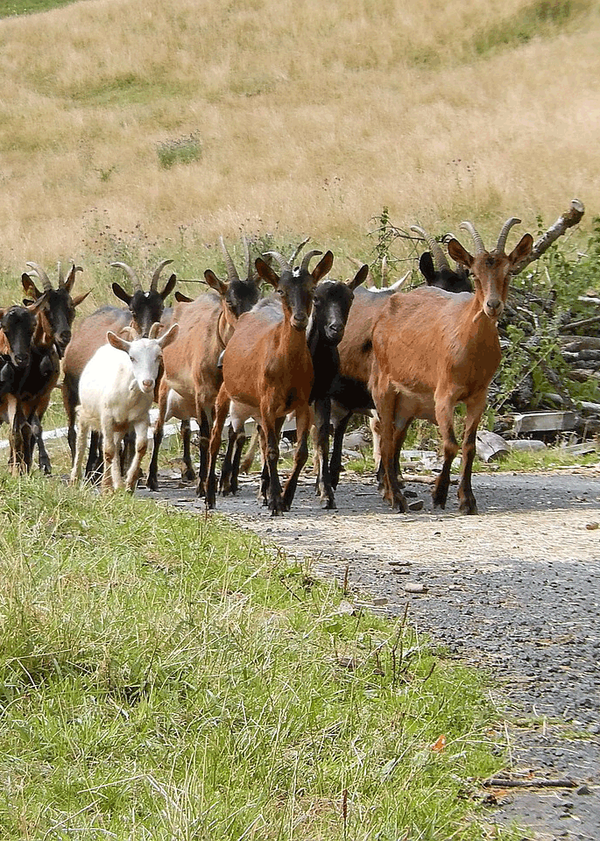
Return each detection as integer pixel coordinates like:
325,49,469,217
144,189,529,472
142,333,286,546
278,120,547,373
146,238,261,496
370,217,533,514
206,248,334,515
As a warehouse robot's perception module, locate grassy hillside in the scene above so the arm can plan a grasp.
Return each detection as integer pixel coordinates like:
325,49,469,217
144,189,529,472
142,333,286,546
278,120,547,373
0,0,598,302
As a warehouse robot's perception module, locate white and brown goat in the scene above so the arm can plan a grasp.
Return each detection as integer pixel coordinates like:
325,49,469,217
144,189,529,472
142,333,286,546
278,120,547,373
70,323,179,493
62,259,176,470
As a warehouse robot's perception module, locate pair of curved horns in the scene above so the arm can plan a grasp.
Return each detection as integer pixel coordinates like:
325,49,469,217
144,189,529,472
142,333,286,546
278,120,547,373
459,218,522,255
110,259,174,291
264,238,323,273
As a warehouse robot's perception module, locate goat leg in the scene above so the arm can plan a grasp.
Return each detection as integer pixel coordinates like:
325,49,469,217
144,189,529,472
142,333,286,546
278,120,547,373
265,416,285,515
206,386,230,509
329,409,352,490
432,398,460,510
312,398,336,509
195,409,211,498
282,406,311,512
219,423,241,495
457,395,486,515
125,420,148,492
179,419,195,481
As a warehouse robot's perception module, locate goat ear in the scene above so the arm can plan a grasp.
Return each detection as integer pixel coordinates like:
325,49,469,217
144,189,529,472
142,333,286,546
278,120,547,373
161,273,177,300
112,282,132,305
508,233,534,267
204,269,227,296
255,257,280,289
21,272,43,300
107,330,131,352
348,263,369,290
158,322,179,348
418,252,436,284
312,251,334,282
175,290,193,303
446,239,474,269
72,291,91,308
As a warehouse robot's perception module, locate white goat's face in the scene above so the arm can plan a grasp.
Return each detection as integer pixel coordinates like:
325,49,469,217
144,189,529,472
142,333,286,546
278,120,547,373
128,340,163,394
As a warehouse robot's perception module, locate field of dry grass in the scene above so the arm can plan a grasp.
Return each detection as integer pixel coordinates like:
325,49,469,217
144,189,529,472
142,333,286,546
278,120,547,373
0,0,599,302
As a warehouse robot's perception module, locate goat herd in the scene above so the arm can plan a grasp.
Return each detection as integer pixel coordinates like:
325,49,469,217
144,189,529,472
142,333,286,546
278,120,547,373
0,217,533,517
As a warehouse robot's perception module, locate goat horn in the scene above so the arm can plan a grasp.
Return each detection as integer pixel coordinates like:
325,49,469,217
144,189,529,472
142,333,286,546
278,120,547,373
411,225,450,270
289,237,311,268
496,217,522,253
381,254,388,289
263,251,291,272
111,262,142,291
25,262,53,291
242,235,255,284
57,262,64,287
150,259,174,291
219,237,240,284
459,222,486,255
301,249,323,272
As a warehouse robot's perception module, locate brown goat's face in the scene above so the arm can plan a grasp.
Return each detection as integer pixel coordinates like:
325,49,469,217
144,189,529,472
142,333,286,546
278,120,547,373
447,233,533,322
277,270,317,331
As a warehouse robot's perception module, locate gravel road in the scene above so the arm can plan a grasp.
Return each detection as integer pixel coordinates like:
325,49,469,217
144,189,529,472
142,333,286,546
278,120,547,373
139,466,600,841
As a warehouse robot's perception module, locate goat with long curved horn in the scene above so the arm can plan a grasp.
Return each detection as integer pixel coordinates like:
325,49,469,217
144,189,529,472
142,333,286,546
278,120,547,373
150,259,174,292
411,225,451,271
111,262,142,292
459,221,486,255
220,237,241,283
25,262,53,292
495,217,522,254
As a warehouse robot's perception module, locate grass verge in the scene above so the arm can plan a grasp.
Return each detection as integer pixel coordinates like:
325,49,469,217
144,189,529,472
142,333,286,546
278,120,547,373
0,473,521,839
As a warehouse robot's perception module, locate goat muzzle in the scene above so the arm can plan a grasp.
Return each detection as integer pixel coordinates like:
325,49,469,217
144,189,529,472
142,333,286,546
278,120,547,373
291,316,309,331
484,298,504,320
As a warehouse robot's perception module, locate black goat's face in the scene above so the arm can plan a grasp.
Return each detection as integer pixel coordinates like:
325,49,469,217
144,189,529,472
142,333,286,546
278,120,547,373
312,280,355,345
225,278,261,319
127,290,166,338
418,252,472,294
41,288,76,352
0,306,37,369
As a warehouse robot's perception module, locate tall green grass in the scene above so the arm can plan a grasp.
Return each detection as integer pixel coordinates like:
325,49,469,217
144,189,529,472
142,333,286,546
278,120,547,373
0,474,519,839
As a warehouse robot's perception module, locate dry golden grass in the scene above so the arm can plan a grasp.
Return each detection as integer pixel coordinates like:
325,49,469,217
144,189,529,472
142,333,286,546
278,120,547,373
0,0,598,298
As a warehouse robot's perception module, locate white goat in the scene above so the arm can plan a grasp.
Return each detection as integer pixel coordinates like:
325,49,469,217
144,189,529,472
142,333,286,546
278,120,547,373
70,322,179,492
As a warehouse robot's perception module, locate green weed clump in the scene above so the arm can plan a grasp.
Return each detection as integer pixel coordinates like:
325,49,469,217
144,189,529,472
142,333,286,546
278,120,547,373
156,132,202,170
0,474,516,840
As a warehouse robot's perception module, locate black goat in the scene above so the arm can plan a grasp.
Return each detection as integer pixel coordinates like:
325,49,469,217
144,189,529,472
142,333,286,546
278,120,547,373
0,298,55,474
20,262,89,473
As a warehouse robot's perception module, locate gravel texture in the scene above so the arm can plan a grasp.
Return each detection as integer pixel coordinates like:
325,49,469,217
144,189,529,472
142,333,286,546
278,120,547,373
139,466,600,840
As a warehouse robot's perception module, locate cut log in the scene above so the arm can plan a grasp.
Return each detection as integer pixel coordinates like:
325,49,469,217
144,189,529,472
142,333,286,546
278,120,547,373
513,411,577,435
476,431,510,462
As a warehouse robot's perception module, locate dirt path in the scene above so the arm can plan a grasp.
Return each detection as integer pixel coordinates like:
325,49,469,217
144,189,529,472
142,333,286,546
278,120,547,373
139,467,600,840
